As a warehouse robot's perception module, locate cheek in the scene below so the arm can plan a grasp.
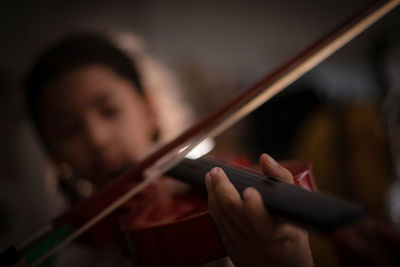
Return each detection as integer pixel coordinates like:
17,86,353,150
117,107,155,162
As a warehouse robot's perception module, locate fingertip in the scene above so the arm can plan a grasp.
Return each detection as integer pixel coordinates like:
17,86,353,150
260,153,268,162
213,167,225,175
242,187,274,237
243,187,266,218
243,187,257,201
260,153,277,167
243,187,263,204
210,167,227,184
209,167,219,187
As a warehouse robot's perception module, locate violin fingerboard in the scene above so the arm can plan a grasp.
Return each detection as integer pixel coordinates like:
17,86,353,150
166,157,365,233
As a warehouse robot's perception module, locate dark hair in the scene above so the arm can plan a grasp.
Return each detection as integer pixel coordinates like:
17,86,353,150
24,33,143,131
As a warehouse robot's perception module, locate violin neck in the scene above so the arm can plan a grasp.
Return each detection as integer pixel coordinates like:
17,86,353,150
166,156,365,233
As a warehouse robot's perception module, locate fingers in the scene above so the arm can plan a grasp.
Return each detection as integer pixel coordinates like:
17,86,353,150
204,156,313,267
242,187,276,239
206,167,242,219
205,155,295,243
205,168,249,245
260,154,294,184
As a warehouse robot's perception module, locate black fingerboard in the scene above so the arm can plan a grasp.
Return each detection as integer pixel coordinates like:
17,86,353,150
166,157,365,233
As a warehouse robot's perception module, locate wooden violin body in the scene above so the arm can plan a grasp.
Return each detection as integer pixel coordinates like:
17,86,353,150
113,158,315,266
52,157,317,266
118,177,222,267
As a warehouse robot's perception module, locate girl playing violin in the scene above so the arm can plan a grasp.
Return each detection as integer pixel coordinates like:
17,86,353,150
24,32,313,266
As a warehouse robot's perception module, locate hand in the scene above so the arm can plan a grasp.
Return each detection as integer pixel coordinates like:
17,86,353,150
205,154,313,267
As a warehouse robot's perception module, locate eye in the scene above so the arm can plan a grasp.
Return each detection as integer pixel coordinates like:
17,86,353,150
100,105,120,118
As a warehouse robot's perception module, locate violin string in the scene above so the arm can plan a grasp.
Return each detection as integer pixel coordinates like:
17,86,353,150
30,0,400,265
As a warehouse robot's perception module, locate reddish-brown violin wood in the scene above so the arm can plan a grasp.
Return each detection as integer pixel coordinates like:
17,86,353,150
116,160,315,267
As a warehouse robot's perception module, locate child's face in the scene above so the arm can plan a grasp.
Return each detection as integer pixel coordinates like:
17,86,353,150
39,64,156,184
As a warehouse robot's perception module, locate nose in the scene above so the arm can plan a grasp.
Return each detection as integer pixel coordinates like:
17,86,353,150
83,116,112,152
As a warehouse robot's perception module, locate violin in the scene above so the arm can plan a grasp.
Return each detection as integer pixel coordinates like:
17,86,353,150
2,0,400,266
117,157,358,267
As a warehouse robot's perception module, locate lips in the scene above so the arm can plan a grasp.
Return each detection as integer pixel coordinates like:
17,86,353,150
99,154,121,171
95,154,133,179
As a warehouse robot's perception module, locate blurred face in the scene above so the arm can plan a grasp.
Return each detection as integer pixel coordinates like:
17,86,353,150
39,64,156,185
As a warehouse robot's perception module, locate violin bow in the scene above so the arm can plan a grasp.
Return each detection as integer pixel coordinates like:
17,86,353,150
5,1,400,266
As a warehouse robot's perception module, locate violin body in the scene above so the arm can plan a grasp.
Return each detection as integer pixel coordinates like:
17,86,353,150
49,155,364,267
118,177,223,267
51,158,315,266
116,159,315,267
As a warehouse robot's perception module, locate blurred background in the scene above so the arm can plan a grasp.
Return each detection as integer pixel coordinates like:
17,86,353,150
1,0,400,266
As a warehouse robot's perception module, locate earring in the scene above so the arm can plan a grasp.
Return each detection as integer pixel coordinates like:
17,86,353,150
58,162,73,180
57,162,94,202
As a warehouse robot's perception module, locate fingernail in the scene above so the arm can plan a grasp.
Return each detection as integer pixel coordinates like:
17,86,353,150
243,187,256,200
210,167,219,177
